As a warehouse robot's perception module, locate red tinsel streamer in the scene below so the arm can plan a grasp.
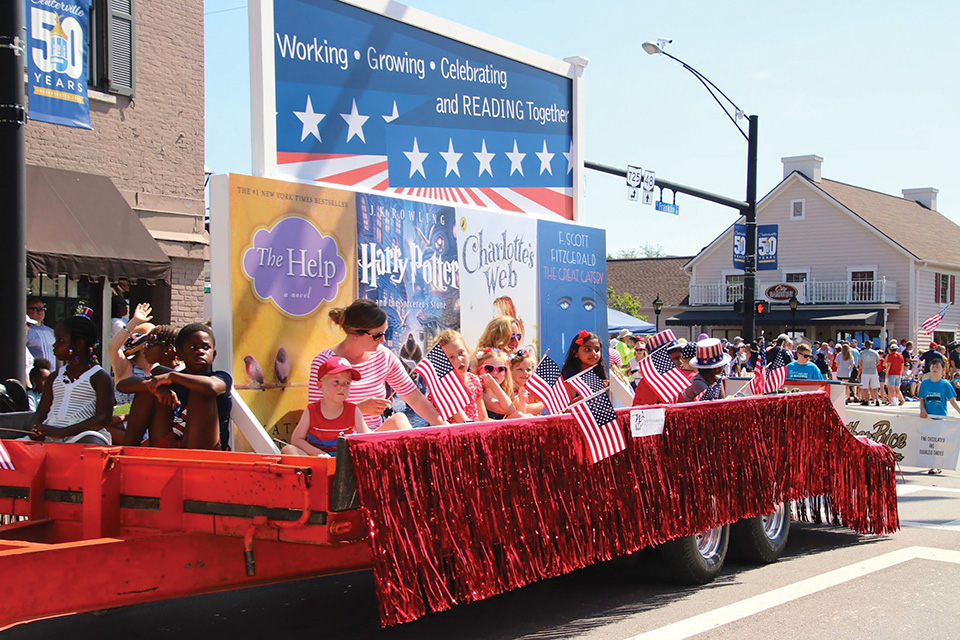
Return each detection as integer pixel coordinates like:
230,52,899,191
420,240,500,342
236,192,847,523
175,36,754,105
345,391,899,627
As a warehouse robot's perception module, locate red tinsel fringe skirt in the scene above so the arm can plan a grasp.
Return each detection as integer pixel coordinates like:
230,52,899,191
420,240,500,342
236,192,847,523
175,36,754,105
345,391,899,626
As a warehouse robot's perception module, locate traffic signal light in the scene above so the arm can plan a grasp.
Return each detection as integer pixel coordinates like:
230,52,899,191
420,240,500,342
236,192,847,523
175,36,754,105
755,300,770,315
733,299,744,315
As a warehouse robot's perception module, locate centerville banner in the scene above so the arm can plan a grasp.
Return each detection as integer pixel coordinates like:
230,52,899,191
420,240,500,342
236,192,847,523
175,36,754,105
26,0,92,129
212,174,605,450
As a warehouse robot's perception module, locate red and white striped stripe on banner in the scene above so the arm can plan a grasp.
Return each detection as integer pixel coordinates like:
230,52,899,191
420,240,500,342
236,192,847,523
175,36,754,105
276,153,574,218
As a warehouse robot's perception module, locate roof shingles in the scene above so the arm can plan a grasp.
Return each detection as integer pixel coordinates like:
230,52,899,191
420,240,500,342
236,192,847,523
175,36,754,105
606,257,692,307
816,177,960,265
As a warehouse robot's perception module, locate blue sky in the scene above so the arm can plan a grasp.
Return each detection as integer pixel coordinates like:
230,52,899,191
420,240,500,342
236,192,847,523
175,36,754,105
205,0,960,257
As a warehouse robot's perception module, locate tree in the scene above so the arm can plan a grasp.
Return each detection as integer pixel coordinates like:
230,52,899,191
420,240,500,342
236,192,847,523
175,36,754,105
607,287,648,321
607,244,665,259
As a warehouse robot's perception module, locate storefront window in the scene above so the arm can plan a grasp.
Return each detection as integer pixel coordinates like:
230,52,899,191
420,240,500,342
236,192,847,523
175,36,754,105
28,275,100,328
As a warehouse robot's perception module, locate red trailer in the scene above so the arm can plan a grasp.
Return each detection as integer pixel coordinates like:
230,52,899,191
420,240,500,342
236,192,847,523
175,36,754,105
0,392,899,630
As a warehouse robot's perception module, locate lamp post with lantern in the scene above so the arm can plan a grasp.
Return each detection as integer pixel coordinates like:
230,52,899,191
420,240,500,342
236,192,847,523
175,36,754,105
789,294,799,338
653,294,664,332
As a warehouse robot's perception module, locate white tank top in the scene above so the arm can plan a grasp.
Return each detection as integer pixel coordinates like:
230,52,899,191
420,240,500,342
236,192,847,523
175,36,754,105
47,365,103,428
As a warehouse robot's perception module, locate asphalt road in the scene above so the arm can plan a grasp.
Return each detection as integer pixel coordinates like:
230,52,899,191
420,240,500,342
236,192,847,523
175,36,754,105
7,467,959,640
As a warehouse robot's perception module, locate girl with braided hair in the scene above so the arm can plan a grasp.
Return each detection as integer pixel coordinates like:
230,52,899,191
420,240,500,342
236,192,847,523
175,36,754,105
29,314,114,445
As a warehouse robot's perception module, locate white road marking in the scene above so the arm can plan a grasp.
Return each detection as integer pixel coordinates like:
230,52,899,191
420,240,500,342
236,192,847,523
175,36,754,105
901,519,960,533
624,547,960,640
896,484,960,495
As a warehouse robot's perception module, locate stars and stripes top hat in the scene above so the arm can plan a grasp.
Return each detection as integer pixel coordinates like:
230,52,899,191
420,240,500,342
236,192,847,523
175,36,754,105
646,329,678,352
689,338,732,369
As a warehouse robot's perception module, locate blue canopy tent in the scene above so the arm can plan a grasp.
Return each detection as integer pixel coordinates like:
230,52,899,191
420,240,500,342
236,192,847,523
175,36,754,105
606,308,656,336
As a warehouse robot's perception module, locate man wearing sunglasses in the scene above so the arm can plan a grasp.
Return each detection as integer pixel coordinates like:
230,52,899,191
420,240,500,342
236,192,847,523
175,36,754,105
25,296,56,364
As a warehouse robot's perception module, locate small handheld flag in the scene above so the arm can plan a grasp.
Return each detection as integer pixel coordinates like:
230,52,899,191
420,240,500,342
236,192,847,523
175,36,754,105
0,440,14,471
565,370,625,463
413,344,471,420
526,355,571,415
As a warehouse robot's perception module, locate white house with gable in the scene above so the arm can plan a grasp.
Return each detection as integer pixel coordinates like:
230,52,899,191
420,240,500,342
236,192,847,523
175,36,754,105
668,155,959,348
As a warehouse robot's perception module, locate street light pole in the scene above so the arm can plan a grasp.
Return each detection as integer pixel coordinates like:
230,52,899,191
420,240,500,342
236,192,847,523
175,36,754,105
0,1,26,382
642,41,759,342
744,115,758,343
653,294,663,333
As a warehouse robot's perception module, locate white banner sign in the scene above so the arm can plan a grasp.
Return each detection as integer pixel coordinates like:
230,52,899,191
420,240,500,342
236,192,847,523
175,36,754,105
845,407,960,470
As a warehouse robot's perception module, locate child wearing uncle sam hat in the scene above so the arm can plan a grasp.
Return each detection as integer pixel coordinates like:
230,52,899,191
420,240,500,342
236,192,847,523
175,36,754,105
284,357,368,457
680,338,730,402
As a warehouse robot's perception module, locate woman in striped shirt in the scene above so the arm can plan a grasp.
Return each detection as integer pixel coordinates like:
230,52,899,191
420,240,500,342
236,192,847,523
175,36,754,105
308,300,445,430
30,314,114,445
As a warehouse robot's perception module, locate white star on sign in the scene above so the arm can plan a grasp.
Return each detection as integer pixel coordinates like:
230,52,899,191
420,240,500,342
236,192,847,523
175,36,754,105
563,141,573,174
439,138,463,178
382,101,399,123
294,96,325,142
536,140,554,176
404,137,428,178
505,140,526,176
474,139,495,177
340,99,369,143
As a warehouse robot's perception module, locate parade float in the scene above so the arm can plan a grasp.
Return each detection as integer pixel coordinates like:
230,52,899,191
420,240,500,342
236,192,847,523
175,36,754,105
0,0,900,630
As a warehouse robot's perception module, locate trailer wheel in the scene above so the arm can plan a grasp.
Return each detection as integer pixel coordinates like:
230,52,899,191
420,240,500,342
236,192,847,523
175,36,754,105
731,502,790,564
660,524,730,585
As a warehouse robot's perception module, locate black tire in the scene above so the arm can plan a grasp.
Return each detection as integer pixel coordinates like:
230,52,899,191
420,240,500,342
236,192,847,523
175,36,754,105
731,502,791,564
660,524,730,585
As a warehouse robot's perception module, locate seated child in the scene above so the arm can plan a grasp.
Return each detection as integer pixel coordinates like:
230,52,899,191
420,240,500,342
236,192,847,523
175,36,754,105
283,358,368,457
27,357,52,412
434,330,485,422
119,323,232,450
509,349,544,416
30,315,114,445
475,347,522,419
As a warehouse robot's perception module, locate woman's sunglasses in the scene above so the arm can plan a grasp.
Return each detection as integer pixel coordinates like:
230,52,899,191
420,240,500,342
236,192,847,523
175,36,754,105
481,364,508,374
359,330,388,341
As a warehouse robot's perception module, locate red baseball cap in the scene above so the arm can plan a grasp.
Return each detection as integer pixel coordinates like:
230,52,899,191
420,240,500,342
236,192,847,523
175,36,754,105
316,357,361,380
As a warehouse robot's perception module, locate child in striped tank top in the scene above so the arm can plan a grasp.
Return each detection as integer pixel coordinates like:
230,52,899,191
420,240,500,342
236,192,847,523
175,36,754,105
30,314,114,445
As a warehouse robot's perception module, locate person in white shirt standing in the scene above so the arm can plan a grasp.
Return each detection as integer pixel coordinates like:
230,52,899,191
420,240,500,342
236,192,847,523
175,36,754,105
25,297,55,365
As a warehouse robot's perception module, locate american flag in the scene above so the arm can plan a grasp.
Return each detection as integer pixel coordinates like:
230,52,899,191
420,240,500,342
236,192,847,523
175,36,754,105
638,345,689,404
751,340,788,394
566,370,626,463
526,355,571,415
0,440,14,471
921,304,951,334
413,344,471,421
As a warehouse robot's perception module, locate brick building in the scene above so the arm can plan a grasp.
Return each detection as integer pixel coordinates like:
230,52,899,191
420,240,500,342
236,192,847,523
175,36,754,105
25,0,206,331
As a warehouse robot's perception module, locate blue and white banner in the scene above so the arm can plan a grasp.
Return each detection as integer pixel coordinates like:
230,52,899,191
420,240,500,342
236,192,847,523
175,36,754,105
270,0,575,218
732,223,746,270
733,223,778,271
757,224,778,271
26,0,92,130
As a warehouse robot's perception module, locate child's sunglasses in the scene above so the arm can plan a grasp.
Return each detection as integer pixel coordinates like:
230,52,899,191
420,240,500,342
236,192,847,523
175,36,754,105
481,364,508,374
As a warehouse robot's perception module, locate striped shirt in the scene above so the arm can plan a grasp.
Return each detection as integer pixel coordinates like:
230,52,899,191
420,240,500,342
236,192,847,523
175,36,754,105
47,365,103,429
308,346,417,428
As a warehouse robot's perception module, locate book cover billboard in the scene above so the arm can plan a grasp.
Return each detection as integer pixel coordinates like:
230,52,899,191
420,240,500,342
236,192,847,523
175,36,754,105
229,175,357,444
356,193,460,373
537,219,608,368
456,207,539,353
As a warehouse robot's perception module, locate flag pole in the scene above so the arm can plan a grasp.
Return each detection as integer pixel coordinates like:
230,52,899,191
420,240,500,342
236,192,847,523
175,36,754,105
566,386,609,411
